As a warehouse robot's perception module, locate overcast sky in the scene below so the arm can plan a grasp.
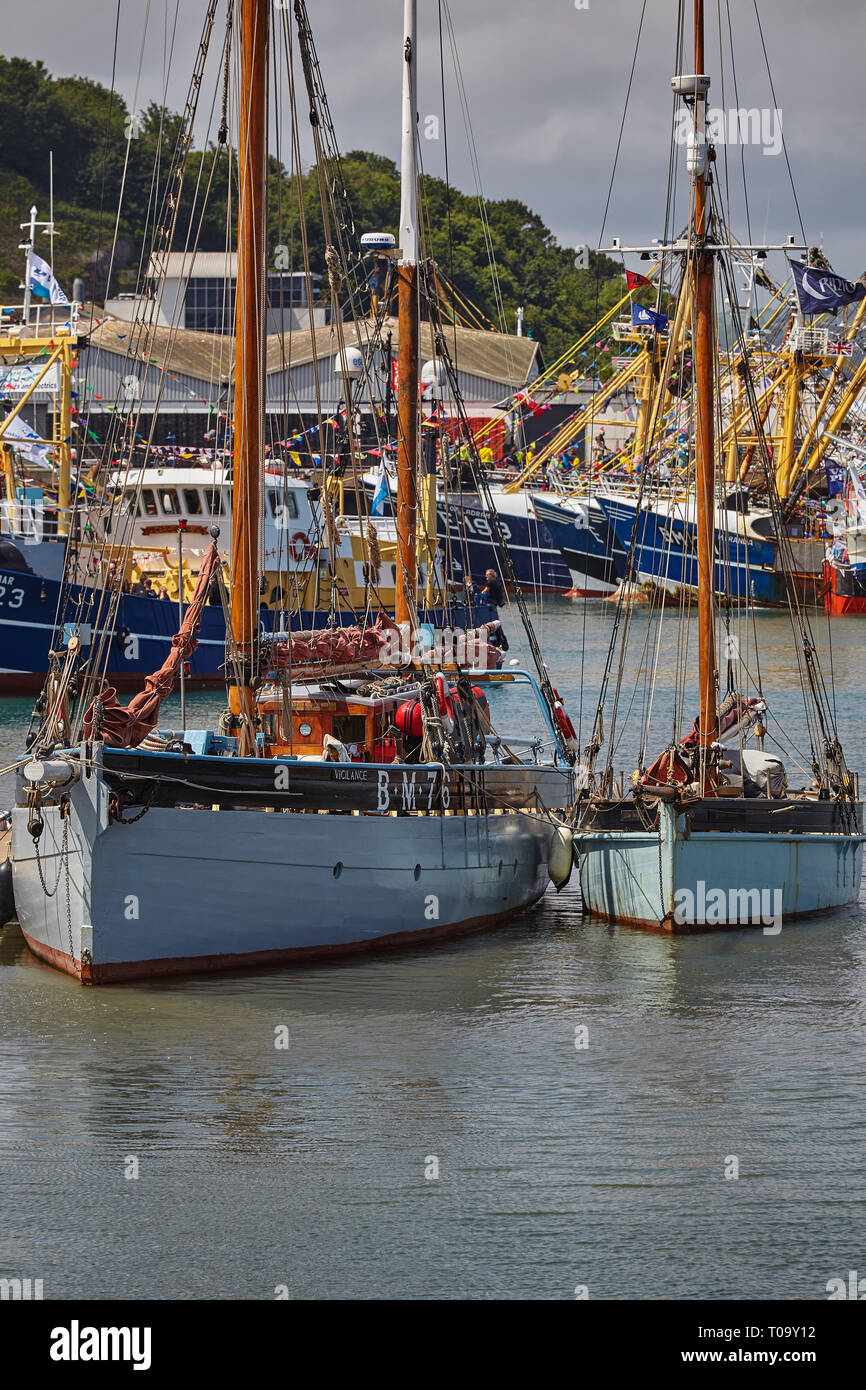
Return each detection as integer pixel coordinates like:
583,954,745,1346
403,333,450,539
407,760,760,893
4,1,865,287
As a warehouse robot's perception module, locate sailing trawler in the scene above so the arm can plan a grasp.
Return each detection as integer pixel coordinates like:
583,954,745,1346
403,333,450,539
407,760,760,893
10,0,576,982
574,0,863,930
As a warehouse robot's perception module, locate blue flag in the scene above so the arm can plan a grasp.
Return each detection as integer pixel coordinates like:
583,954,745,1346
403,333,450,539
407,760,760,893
789,259,865,316
824,460,845,498
631,302,669,332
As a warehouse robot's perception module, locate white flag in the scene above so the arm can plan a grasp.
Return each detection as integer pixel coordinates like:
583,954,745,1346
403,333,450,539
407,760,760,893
29,253,70,306
0,414,52,466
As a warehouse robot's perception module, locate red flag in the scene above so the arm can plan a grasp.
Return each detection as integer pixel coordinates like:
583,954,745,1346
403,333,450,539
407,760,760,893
626,270,651,291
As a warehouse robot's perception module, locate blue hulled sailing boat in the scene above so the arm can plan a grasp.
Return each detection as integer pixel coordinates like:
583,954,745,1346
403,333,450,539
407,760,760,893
574,0,863,930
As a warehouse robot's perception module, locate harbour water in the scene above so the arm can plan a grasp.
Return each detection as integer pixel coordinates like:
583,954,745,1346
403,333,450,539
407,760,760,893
1,600,865,1300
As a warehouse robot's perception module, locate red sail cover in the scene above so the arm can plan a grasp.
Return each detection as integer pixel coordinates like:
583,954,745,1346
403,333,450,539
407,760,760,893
84,544,221,749
643,694,762,786
270,612,400,670
269,617,500,673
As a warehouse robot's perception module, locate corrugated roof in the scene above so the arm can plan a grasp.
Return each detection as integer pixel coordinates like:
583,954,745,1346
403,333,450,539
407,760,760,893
84,312,541,390
87,315,237,383
267,316,540,388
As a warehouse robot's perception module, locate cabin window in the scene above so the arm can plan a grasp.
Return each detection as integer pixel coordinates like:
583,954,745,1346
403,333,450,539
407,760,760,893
141,489,158,517
203,489,224,515
184,489,203,515
268,489,299,519
298,721,313,737
159,488,180,515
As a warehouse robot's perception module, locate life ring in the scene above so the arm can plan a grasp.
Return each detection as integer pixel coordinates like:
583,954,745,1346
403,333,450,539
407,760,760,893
435,673,455,729
290,531,315,562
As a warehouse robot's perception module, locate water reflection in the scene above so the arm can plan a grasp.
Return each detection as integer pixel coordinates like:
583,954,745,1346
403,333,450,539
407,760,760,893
0,605,864,1298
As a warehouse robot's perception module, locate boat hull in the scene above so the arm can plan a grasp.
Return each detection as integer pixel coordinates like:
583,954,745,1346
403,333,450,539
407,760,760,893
12,762,555,982
530,493,623,596
0,566,494,693
596,494,782,604
823,559,866,615
577,800,863,932
364,482,573,592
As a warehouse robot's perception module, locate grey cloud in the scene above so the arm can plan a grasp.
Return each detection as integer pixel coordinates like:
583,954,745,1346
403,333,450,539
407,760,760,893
3,1,864,269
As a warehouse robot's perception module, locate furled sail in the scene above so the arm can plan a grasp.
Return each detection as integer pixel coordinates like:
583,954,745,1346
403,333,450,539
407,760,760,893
267,615,501,678
268,612,401,677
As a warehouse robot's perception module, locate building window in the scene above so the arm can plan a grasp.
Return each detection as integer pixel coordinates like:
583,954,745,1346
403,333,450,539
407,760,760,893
266,273,321,308
184,277,236,334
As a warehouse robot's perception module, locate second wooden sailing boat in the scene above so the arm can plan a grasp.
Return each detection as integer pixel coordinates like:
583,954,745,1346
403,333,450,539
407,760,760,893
575,0,863,930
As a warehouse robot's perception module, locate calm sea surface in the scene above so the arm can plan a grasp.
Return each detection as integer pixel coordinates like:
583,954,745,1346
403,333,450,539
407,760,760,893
1,600,865,1300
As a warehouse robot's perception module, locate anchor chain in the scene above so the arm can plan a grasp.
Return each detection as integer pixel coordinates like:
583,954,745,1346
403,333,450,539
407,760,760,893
108,785,159,825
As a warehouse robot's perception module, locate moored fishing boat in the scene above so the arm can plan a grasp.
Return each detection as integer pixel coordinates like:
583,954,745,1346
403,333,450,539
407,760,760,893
529,491,622,596
0,308,499,692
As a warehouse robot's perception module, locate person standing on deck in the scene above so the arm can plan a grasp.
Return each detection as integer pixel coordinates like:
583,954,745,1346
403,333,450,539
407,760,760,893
481,567,506,608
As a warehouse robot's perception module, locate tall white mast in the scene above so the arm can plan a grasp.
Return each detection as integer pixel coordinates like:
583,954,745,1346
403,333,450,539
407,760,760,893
398,0,418,267
21,205,37,326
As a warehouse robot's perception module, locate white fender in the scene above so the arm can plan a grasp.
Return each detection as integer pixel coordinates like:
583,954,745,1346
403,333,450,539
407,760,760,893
548,823,574,892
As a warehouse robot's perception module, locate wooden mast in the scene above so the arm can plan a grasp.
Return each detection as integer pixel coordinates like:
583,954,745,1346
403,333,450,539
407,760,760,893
395,0,419,630
230,0,268,753
692,0,717,792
